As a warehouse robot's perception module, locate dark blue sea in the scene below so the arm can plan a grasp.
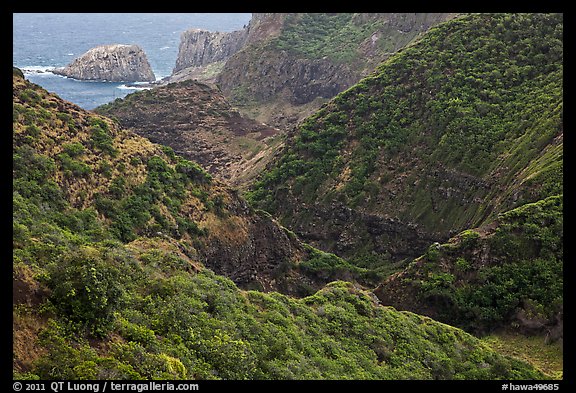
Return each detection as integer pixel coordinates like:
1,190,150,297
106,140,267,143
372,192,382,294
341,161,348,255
13,13,252,109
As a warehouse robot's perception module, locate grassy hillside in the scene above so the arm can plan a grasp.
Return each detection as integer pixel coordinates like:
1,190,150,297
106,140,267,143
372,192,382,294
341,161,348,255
13,69,547,380
271,13,454,66
483,332,563,380
246,13,563,275
13,68,338,296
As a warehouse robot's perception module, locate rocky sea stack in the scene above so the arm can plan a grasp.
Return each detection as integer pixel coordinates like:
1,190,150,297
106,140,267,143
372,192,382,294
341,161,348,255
52,44,155,82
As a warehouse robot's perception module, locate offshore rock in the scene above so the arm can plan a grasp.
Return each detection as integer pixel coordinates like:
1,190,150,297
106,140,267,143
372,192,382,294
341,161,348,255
52,44,155,82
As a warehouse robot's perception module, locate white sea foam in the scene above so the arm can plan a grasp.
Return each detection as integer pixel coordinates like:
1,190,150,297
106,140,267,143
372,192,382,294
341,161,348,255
117,84,153,91
20,65,55,74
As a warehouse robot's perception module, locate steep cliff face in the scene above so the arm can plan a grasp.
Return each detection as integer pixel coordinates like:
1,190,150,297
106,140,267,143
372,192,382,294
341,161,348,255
219,47,357,106
167,13,284,85
173,13,285,73
52,44,155,82
168,13,455,129
243,13,285,43
173,29,248,73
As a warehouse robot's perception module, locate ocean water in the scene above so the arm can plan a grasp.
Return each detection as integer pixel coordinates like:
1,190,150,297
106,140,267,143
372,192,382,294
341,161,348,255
13,13,252,109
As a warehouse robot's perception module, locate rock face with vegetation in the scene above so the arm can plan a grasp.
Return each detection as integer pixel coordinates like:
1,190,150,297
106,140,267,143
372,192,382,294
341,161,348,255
13,11,564,381
374,195,563,340
13,68,547,380
52,44,156,82
218,13,457,129
169,13,456,129
247,13,563,282
95,80,282,188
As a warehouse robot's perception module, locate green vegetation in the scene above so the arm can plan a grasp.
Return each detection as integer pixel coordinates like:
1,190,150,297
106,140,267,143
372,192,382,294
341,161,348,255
273,14,367,63
18,247,548,380
47,246,125,336
13,68,547,380
14,12,563,380
300,245,372,283
94,77,280,189
57,152,92,177
271,13,444,66
415,195,563,333
93,153,211,242
88,117,117,157
252,12,562,205
247,13,562,268
482,333,563,379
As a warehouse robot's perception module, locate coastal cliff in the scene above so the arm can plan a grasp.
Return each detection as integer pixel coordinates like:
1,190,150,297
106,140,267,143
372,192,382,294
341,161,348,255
168,13,456,129
172,13,283,76
173,29,248,73
216,13,457,129
52,44,155,82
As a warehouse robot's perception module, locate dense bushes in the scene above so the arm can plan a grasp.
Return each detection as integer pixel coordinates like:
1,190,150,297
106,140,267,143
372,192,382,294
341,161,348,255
91,153,212,242
417,195,563,332
299,246,372,283
87,117,117,156
11,95,546,379
47,246,125,336
29,264,546,380
248,12,562,271
273,14,363,63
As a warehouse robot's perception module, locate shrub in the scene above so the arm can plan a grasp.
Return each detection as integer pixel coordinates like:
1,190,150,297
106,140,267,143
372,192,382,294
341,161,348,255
88,118,117,156
175,159,212,184
108,176,126,199
48,246,125,336
57,152,92,177
62,142,85,157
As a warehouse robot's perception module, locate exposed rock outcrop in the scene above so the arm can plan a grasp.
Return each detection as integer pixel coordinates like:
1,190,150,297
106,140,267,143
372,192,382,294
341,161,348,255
52,44,155,82
283,200,441,264
173,29,248,74
218,49,357,106
171,13,284,77
197,195,315,294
